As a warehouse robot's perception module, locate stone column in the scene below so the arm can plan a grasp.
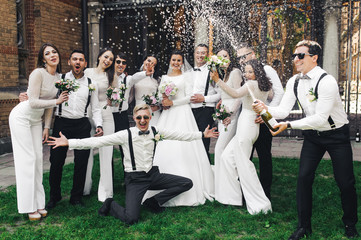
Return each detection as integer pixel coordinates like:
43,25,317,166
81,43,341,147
88,1,103,67
323,0,341,78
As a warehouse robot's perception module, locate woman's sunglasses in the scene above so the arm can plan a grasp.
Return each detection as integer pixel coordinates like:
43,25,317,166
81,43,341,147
292,53,314,60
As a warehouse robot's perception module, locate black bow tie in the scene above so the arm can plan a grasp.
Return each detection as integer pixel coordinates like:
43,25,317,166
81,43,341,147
139,130,150,135
194,68,201,71
299,74,311,80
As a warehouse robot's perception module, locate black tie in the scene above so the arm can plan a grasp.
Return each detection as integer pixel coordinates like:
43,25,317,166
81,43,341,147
139,130,150,135
194,68,201,71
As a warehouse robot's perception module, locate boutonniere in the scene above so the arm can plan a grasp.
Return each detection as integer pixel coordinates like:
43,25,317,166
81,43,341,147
88,84,96,92
306,87,317,102
153,131,164,143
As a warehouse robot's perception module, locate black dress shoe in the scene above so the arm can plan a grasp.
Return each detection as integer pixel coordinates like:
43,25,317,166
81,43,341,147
98,198,114,216
143,197,165,214
69,199,84,206
46,197,61,209
345,225,360,239
288,227,312,240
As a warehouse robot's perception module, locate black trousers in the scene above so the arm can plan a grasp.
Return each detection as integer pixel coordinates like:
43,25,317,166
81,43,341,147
109,166,193,225
192,107,215,160
251,123,273,199
49,117,91,202
297,124,357,228
113,111,129,160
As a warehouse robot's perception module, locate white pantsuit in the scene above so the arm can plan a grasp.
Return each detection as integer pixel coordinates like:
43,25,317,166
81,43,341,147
9,68,58,213
84,68,114,202
215,79,272,215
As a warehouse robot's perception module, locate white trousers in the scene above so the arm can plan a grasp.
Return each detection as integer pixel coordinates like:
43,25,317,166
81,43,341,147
214,110,239,199
9,101,46,213
84,106,114,202
215,109,272,215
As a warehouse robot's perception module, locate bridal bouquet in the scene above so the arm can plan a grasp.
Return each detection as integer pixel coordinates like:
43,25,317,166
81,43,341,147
142,92,159,116
104,86,125,109
158,81,178,97
55,78,80,106
205,55,230,80
212,104,233,131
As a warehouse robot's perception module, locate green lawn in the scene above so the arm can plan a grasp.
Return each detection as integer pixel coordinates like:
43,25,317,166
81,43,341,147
1,150,361,239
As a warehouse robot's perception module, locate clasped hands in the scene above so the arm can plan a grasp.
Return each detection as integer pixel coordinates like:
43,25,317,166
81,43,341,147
252,100,288,136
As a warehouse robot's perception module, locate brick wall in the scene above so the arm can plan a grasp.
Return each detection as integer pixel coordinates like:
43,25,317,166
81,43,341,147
0,0,83,152
0,0,19,89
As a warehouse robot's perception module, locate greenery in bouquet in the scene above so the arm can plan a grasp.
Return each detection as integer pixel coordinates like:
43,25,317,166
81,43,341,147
212,104,233,131
104,86,124,109
205,55,230,80
54,78,80,106
142,92,159,116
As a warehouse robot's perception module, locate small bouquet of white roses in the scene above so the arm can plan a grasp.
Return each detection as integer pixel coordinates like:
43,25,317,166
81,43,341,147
205,55,230,80
55,78,80,106
158,81,178,98
212,104,233,131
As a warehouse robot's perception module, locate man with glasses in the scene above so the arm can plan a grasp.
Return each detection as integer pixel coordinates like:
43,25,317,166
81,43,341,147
112,52,154,159
237,43,284,200
253,40,358,239
48,104,218,225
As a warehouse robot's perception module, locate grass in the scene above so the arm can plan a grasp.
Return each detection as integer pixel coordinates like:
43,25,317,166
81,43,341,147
0,149,361,239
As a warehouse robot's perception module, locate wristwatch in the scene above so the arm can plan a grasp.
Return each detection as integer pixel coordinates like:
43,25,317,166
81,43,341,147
287,122,292,129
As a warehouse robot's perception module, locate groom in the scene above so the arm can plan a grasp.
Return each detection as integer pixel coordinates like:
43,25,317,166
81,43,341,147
48,104,218,225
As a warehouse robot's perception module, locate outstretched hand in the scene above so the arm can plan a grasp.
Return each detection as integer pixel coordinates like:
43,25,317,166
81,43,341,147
145,61,155,76
48,132,69,149
203,125,219,138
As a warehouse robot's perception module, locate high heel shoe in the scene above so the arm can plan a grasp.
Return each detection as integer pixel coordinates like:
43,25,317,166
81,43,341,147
37,209,47,218
28,212,41,221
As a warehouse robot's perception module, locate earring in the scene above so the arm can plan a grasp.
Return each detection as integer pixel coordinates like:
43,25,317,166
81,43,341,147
43,62,47,68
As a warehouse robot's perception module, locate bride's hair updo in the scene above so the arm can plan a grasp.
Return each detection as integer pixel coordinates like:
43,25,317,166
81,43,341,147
246,59,272,92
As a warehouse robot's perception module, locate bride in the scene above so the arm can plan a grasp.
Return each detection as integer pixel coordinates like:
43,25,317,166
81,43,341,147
143,50,214,206
211,59,272,215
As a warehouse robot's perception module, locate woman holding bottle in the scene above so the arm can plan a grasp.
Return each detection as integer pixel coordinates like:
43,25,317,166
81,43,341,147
211,59,272,215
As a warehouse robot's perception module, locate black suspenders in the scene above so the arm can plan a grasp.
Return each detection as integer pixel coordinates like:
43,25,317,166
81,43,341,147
119,76,127,112
293,72,335,129
127,126,158,171
57,74,92,117
202,72,211,107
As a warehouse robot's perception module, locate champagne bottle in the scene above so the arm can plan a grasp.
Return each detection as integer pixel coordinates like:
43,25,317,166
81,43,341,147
260,109,279,132
356,129,360,143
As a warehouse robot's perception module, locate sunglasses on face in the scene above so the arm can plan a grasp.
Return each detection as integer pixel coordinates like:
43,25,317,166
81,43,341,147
135,115,150,120
292,53,314,60
236,52,252,61
116,60,127,65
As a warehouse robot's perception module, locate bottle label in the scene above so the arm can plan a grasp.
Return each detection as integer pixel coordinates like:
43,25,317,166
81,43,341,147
268,118,277,127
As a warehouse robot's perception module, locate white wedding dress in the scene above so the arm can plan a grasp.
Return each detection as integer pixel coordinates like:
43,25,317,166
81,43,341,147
143,73,214,206
215,80,272,215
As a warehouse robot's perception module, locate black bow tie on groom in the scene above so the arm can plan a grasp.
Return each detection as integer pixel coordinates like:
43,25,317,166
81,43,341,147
193,68,201,71
139,130,150,135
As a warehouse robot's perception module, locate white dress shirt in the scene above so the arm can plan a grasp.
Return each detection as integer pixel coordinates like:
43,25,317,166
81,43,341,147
54,71,102,127
269,66,348,131
264,65,284,106
112,71,147,113
190,64,220,108
69,126,202,173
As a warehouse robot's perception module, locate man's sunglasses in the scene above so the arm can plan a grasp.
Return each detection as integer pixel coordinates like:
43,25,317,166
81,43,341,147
236,52,252,61
292,53,314,60
135,115,150,120
116,60,127,65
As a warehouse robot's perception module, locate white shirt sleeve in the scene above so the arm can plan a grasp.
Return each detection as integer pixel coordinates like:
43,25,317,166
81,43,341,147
264,65,284,107
69,130,127,150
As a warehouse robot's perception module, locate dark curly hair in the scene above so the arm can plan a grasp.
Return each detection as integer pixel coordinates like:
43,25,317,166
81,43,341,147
245,59,272,92
215,47,236,83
